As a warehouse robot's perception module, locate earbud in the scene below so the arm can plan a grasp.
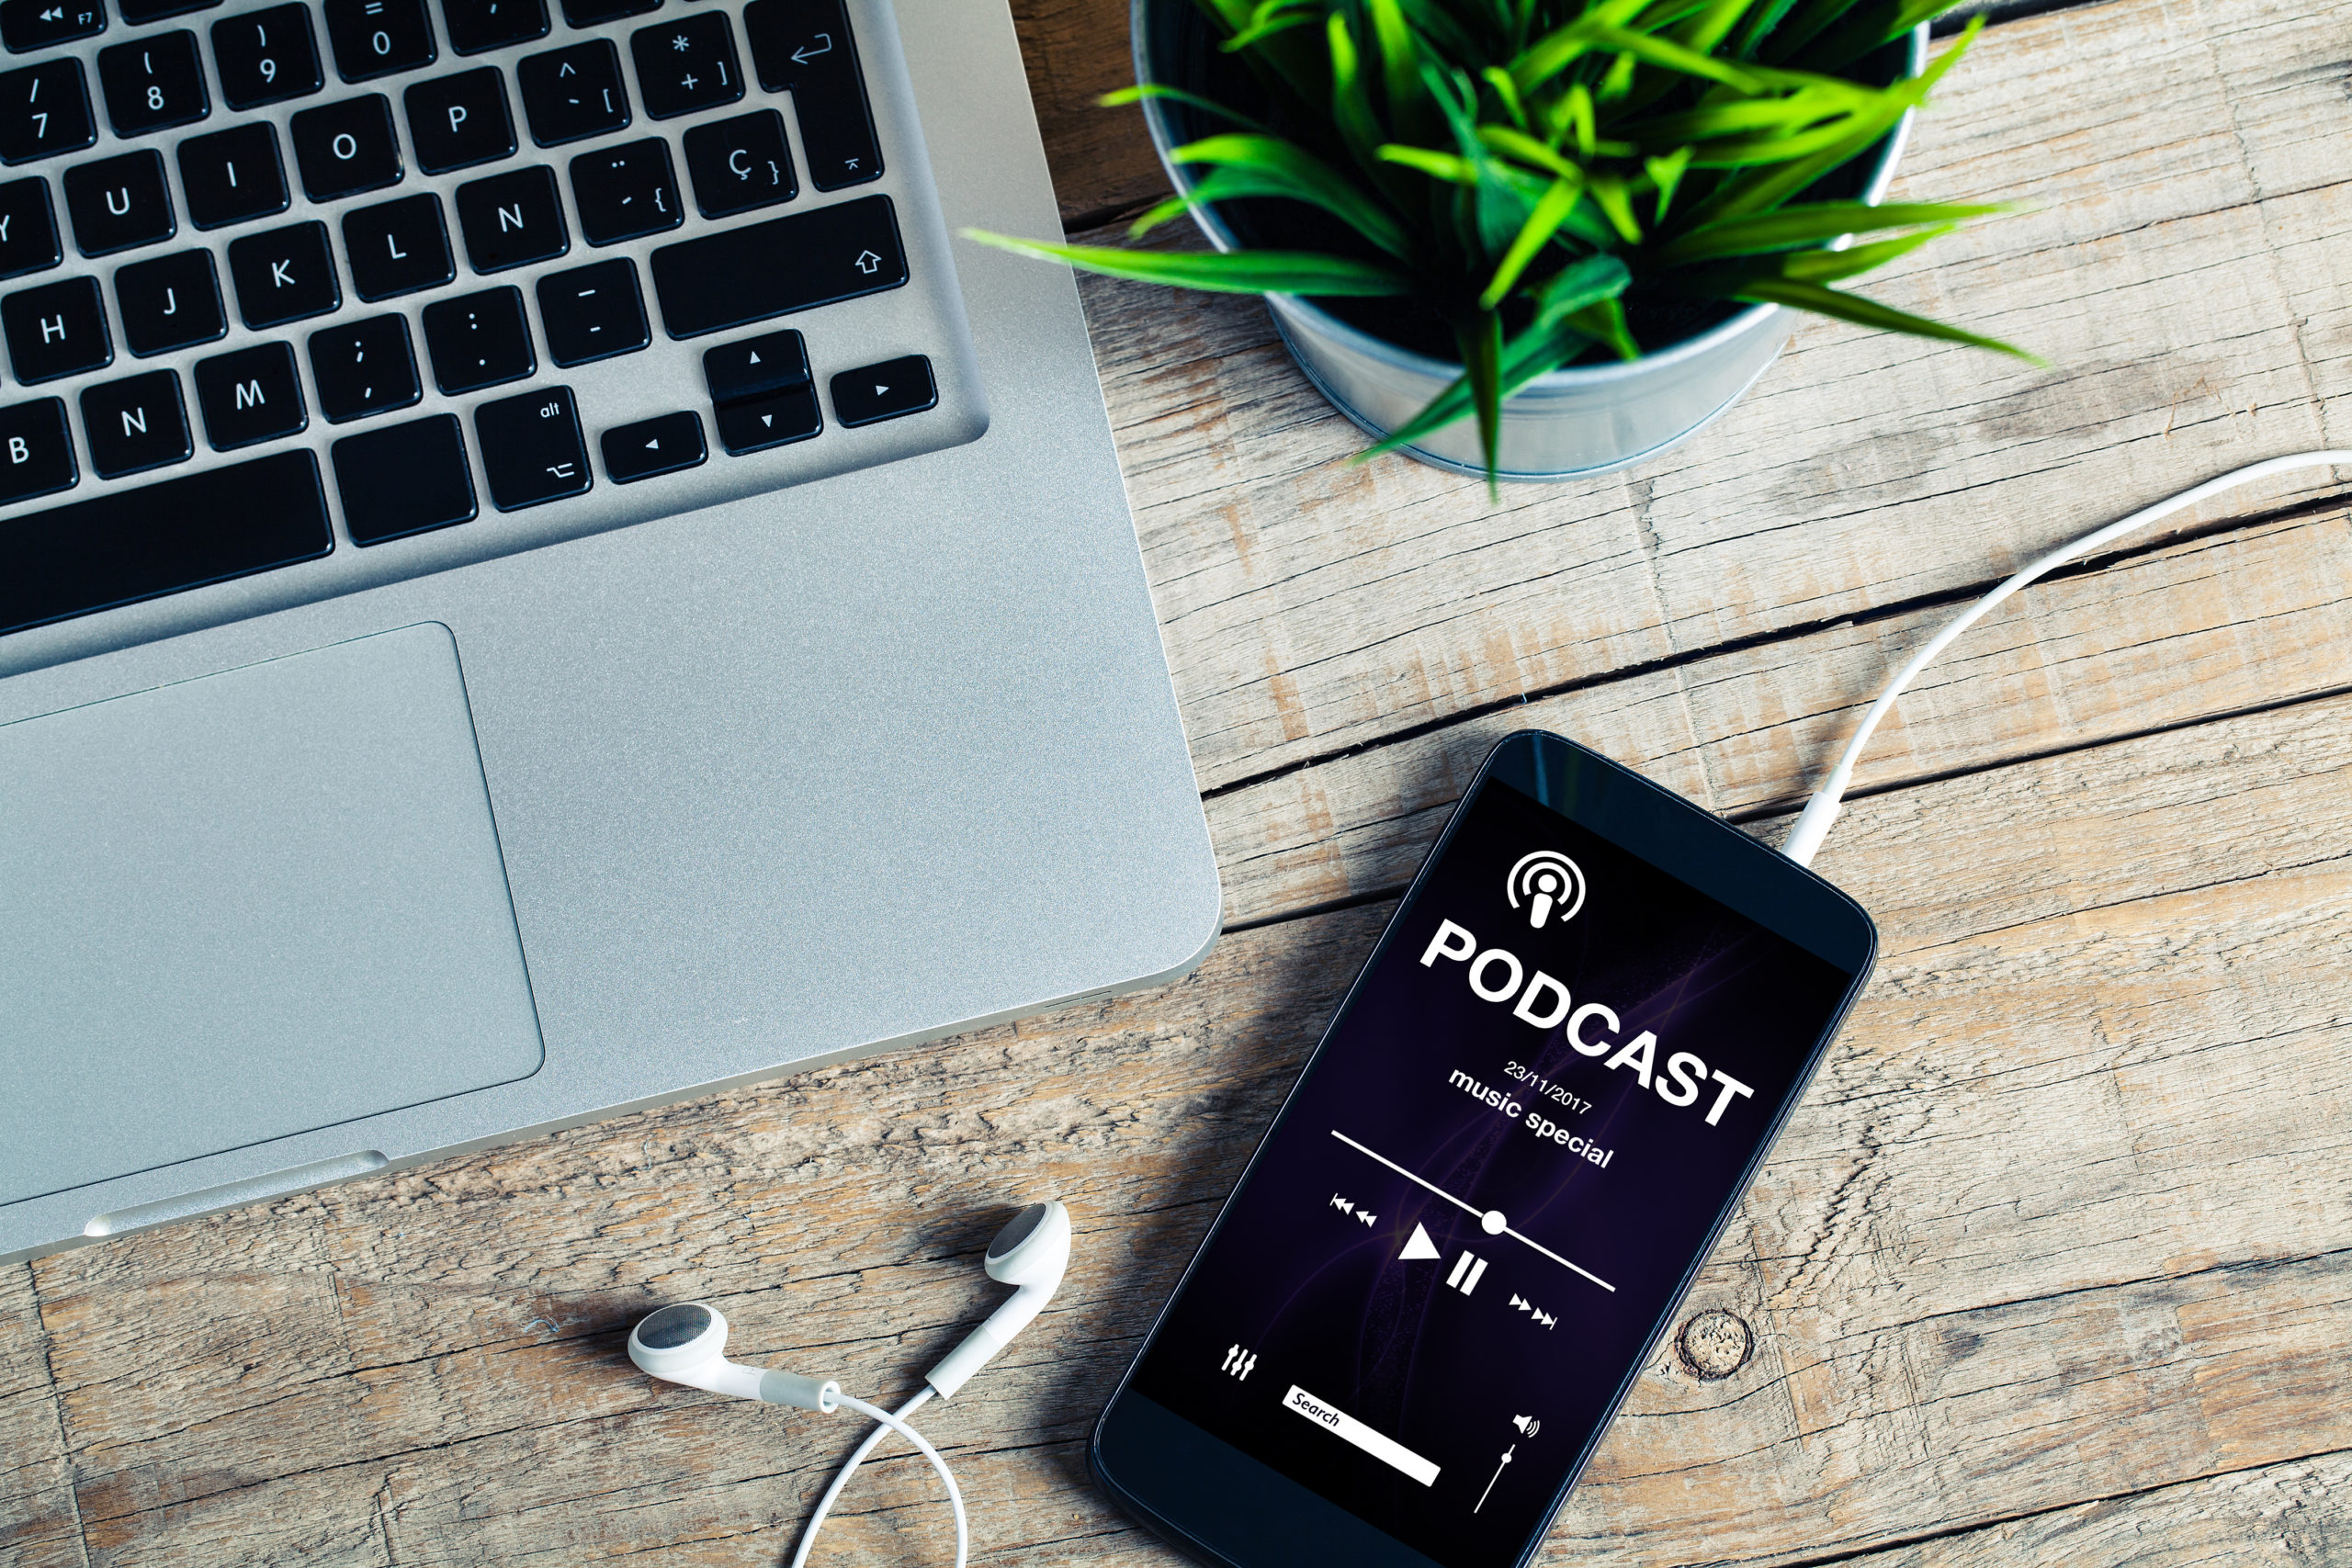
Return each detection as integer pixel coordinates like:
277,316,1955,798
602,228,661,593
924,1200,1071,1398
627,1301,840,1412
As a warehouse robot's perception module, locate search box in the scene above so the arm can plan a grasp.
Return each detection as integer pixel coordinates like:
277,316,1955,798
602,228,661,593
1282,1385,1441,1486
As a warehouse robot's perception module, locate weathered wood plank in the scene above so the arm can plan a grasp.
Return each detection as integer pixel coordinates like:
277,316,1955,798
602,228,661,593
0,1264,80,1568
1839,1449,2352,1566
1082,0,2352,797
1207,502,2352,925
15,684,2352,1566
1008,0,1168,228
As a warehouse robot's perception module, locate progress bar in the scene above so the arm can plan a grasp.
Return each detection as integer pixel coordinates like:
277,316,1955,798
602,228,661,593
1334,1130,1615,1293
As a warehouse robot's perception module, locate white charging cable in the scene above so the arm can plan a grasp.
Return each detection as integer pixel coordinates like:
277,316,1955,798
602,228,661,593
1780,450,2352,867
793,1388,967,1568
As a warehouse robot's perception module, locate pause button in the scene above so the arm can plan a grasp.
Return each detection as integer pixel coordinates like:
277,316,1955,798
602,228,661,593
1445,1250,1488,1295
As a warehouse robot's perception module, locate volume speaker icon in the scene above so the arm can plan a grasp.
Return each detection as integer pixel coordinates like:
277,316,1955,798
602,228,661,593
1511,1415,1541,1438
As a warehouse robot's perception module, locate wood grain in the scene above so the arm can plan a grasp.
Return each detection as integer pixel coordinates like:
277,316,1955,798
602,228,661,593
1008,0,1168,229
1206,502,2352,926
1841,1450,2352,1565
1089,0,2352,797
12,684,2351,1567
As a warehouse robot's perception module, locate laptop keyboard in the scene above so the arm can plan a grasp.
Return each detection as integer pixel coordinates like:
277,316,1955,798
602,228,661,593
0,0,984,647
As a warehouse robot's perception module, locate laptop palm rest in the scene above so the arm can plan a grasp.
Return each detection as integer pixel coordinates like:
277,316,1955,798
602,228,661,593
0,622,544,1209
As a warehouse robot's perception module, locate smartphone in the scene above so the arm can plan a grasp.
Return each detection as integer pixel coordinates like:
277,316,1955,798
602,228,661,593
1091,730,1877,1568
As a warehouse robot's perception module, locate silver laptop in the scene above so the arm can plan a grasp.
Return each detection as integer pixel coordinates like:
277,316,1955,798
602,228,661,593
0,0,1219,1263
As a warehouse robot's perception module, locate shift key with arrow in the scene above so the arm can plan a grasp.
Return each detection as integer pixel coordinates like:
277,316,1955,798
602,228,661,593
650,194,906,339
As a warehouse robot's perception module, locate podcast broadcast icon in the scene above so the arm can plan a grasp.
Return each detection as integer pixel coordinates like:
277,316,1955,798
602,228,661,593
1506,850,1586,930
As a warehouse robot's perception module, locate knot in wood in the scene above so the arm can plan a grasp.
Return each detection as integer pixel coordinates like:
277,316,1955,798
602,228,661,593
1677,1309,1753,1380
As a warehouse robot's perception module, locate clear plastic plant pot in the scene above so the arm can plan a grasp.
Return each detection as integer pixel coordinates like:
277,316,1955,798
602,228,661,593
1130,1,1927,480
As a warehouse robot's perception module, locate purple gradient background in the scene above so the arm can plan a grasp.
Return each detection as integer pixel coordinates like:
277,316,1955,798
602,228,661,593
1132,781,1854,1568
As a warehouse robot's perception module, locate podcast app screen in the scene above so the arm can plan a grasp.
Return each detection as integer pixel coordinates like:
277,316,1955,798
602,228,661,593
1129,778,1858,1568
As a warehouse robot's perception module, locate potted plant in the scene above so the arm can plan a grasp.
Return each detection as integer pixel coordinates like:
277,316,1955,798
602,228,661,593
969,0,2031,484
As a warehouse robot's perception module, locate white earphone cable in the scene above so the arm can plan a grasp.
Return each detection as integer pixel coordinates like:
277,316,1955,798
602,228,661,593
790,1388,966,1568
1780,450,2352,867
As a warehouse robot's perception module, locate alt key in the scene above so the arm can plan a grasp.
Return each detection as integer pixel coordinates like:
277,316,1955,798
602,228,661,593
475,383,589,512
830,355,935,429
602,409,705,484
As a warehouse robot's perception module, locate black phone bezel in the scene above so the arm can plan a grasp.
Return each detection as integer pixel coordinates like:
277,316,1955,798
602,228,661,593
1090,729,1879,1568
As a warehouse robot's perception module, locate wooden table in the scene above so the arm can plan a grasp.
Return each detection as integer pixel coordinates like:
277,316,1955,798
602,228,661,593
9,0,2352,1562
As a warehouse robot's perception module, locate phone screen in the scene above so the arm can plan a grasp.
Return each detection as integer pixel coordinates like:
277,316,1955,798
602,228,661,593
1125,774,1861,1568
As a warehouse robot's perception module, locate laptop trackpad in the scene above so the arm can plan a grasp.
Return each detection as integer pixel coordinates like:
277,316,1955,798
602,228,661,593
0,623,544,1207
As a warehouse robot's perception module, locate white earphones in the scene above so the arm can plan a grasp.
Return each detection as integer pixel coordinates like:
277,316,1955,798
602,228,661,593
626,1200,1073,1568
922,1196,1071,1398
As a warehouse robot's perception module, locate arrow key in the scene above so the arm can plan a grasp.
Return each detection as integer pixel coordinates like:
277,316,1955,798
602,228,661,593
601,410,704,483
713,383,819,455
830,353,933,428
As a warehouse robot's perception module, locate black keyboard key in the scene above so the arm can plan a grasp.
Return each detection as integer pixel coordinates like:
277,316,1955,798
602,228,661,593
0,395,74,502
343,189,450,299
291,94,401,200
516,39,623,146
114,246,223,355
568,135,674,245
683,107,791,219
453,162,562,271
831,353,933,426
475,382,584,510
1,273,106,380
404,65,511,173
227,219,338,326
80,366,187,477
211,6,322,110
116,0,216,21
307,310,418,420
700,324,801,401
440,0,544,55
601,408,700,482
743,0,877,189
0,60,95,165
650,192,901,337
629,11,739,120
62,149,171,254
324,0,435,82
713,383,816,453
702,325,815,454
96,31,207,137
422,281,530,392
560,0,653,24
0,449,329,637
333,412,475,543
2,0,104,54
177,121,289,229
0,175,58,278
535,255,642,365
193,339,305,448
